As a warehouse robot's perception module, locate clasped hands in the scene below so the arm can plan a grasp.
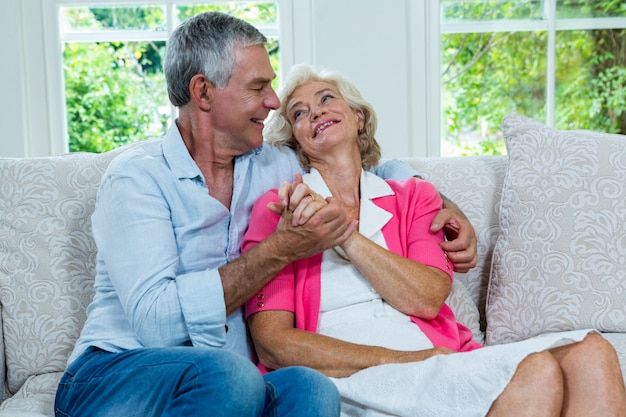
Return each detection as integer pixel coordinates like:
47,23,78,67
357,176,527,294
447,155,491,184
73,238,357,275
266,174,356,257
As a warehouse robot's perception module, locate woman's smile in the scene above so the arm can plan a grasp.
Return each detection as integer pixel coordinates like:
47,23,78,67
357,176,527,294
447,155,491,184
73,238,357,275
313,119,340,138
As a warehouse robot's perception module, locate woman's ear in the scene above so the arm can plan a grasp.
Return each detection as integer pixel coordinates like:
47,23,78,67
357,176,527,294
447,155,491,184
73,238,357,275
356,110,365,132
189,74,213,111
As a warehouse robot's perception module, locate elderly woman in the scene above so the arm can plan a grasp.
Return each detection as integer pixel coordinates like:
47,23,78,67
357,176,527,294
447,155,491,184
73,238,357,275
243,64,626,417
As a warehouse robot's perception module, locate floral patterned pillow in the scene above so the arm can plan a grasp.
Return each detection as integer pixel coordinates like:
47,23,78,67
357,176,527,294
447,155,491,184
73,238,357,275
486,113,626,345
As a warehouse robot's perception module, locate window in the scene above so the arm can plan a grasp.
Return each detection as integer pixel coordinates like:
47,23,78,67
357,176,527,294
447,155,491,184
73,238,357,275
440,0,626,156
51,1,279,153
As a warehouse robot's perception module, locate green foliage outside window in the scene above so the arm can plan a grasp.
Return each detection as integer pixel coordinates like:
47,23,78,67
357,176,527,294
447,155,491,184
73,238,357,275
64,41,168,153
442,0,626,156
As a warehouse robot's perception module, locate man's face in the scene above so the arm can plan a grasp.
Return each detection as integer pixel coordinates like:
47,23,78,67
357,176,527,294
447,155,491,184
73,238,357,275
210,45,280,154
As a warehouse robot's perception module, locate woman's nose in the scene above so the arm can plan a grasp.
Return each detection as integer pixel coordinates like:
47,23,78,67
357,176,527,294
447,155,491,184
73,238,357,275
311,106,325,120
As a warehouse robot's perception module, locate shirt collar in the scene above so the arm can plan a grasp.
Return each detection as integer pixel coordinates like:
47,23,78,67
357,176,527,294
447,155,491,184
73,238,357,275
162,121,264,181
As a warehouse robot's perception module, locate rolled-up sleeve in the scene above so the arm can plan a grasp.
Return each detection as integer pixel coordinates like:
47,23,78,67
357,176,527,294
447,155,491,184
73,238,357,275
92,160,230,348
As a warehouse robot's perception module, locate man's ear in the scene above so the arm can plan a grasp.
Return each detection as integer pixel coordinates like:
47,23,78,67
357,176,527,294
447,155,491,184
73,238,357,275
189,74,214,111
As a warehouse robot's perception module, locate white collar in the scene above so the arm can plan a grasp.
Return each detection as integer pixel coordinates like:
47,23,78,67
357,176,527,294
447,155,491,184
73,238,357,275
302,168,394,239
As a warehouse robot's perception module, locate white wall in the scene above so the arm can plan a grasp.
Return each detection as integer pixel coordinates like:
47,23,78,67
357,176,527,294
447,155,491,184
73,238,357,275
0,0,27,158
0,0,55,158
0,0,440,158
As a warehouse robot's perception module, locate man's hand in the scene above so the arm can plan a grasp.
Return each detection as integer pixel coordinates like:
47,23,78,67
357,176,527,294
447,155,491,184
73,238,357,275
431,197,478,273
275,197,357,261
268,173,357,259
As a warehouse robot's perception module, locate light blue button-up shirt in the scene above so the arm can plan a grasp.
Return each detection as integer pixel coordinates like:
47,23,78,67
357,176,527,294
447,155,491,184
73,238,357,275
69,123,417,364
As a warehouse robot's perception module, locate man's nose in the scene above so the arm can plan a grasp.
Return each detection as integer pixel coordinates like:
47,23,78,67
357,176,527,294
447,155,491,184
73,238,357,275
266,88,280,110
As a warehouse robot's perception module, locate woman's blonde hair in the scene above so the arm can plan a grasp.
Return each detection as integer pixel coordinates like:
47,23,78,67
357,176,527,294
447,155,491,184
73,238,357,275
264,64,381,171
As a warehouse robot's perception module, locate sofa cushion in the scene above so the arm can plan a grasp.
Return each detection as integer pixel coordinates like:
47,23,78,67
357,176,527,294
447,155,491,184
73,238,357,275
445,279,483,344
486,113,626,345
0,372,61,416
0,149,125,395
404,155,508,334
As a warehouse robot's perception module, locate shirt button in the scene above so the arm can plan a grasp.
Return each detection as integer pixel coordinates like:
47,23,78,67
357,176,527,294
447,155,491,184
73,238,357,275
257,301,265,308
257,293,265,299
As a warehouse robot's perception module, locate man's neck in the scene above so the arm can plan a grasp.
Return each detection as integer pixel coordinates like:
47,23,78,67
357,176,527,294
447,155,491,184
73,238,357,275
198,159,235,210
175,117,236,209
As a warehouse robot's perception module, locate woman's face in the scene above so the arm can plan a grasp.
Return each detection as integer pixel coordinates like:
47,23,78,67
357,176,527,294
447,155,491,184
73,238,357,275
285,80,363,159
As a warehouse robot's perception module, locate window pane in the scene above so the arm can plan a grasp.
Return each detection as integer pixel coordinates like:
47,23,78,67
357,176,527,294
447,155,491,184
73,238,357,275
63,41,169,152
441,0,545,22
556,0,626,18
555,29,626,133
61,5,166,32
441,31,546,156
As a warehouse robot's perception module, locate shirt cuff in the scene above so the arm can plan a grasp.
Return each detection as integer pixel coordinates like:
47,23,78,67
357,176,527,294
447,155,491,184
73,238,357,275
176,269,227,348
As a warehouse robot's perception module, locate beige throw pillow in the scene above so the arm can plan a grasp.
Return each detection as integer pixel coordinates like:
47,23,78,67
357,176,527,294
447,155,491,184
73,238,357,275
486,113,626,345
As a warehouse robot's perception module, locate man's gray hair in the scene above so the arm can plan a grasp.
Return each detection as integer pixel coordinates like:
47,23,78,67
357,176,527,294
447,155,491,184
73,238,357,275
164,12,267,107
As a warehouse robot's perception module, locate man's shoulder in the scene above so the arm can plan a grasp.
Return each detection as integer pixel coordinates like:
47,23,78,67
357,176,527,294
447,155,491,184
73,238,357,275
108,138,164,170
249,143,300,172
256,143,297,160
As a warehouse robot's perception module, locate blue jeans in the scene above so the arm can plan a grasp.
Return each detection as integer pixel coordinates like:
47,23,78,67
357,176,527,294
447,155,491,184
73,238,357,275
55,346,340,417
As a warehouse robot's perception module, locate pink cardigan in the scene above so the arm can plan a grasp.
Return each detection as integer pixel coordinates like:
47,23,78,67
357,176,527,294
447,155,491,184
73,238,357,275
243,177,482,361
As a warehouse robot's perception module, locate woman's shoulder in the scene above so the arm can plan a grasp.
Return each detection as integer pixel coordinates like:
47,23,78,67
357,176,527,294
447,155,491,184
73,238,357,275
385,176,439,197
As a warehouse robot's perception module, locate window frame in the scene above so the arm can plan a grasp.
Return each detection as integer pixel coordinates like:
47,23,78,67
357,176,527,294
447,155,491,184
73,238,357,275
20,0,626,158
40,0,286,155
438,0,626,146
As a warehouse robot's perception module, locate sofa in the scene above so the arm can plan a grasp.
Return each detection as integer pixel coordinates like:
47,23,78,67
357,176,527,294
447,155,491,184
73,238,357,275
0,113,625,416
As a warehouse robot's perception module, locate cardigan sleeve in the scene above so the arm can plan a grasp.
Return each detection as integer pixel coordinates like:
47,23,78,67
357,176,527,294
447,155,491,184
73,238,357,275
381,178,454,280
242,190,296,319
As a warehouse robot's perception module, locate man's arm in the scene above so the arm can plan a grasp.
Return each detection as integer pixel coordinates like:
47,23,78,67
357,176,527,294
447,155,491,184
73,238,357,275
221,191,357,314
371,159,478,273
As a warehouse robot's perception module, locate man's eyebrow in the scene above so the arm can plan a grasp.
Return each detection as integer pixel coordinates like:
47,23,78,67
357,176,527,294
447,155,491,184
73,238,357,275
252,74,276,85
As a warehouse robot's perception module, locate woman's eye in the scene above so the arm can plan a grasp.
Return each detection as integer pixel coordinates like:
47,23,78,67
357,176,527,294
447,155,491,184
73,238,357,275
293,110,304,121
321,94,334,103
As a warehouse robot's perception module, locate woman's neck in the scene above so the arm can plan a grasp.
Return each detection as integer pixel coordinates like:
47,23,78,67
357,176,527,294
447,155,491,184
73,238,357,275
312,155,362,214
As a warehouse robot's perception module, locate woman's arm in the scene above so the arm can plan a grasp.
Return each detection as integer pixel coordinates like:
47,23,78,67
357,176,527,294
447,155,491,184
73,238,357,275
338,178,453,319
371,160,478,273
248,310,453,378
341,232,451,319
